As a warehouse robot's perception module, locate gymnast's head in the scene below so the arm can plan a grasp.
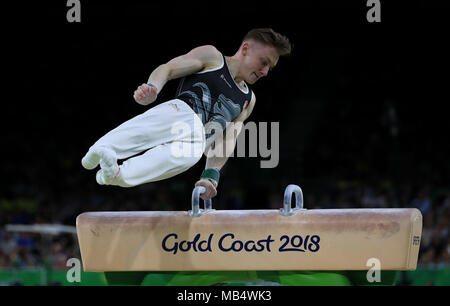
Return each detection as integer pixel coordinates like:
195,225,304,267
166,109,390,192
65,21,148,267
235,28,292,84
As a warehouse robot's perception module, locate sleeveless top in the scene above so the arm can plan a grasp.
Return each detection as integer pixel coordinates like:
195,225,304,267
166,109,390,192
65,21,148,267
175,54,253,139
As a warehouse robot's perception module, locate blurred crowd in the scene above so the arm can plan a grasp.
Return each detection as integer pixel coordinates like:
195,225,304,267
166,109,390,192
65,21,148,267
1,177,449,270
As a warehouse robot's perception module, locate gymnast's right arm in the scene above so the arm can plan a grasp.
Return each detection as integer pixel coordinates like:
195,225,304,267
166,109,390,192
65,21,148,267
133,45,222,105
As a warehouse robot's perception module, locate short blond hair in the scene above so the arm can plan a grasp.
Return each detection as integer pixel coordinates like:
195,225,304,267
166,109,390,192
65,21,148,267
243,28,292,56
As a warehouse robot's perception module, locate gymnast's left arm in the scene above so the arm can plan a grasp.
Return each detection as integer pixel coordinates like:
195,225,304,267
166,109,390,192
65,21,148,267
194,93,256,200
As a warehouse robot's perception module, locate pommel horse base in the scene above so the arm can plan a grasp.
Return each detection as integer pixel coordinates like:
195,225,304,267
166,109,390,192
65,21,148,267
76,185,422,280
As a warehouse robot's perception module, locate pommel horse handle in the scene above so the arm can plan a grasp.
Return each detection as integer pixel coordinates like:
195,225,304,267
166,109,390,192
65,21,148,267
190,184,305,217
280,184,305,216
189,186,214,217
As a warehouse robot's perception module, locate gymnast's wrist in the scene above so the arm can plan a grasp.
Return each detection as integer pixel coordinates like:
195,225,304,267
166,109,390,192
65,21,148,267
201,168,220,188
147,82,158,92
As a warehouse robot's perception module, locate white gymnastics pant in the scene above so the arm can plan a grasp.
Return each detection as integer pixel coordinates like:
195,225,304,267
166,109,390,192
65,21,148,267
88,99,206,187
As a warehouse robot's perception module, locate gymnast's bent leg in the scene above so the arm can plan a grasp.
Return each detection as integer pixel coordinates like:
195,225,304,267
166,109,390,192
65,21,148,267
81,99,205,186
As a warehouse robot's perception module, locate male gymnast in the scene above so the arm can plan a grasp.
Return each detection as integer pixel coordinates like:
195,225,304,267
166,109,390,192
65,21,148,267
81,28,291,201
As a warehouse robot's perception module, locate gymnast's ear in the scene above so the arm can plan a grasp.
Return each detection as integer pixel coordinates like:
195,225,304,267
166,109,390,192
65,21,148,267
240,41,251,56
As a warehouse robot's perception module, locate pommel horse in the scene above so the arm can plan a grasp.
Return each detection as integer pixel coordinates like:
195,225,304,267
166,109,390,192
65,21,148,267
76,185,422,285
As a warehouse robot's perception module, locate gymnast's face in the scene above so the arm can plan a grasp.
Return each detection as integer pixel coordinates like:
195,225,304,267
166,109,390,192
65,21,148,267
240,40,279,84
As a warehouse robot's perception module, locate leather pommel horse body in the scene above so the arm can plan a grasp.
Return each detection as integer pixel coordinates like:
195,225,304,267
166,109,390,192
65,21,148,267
76,185,422,272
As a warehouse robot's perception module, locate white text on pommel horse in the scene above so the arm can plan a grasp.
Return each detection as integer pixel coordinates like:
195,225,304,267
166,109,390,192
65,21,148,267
161,233,320,254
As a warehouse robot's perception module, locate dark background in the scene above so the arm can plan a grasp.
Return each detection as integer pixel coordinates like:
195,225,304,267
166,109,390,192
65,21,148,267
0,0,449,276
2,1,449,221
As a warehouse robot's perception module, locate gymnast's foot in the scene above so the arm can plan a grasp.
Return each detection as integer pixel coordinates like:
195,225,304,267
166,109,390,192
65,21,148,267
95,166,120,185
95,149,119,185
81,146,116,170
